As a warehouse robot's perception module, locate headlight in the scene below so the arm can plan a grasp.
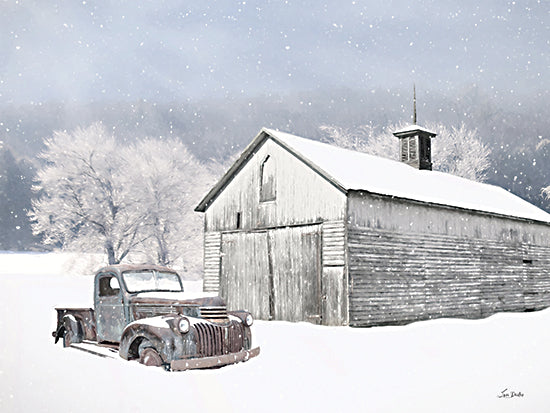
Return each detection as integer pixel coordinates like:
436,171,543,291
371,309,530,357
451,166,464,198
178,317,190,334
245,313,254,326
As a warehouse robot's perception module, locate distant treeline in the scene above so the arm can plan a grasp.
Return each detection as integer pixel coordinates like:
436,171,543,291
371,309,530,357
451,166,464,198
1,85,550,251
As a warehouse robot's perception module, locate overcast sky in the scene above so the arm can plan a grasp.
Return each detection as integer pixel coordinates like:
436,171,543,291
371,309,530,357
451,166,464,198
1,0,547,104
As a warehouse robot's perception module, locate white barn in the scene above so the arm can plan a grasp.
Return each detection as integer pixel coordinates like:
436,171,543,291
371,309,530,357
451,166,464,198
195,127,550,326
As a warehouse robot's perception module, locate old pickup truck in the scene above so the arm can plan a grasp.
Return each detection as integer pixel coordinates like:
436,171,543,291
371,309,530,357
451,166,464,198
52,264,259,371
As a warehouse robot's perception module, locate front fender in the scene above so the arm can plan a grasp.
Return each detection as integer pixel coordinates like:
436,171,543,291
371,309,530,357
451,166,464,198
119,316,192,363
228,311,253,350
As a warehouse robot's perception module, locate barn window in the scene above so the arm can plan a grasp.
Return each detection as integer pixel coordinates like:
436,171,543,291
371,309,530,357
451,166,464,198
260,155,276,202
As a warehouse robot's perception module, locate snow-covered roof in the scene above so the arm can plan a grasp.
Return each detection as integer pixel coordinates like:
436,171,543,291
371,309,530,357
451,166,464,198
393,124,436,136
196,128,550,224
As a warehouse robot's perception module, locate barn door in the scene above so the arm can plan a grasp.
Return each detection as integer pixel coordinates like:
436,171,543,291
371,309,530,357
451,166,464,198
221,225,322,324
220,231,271,319
270,225,322,324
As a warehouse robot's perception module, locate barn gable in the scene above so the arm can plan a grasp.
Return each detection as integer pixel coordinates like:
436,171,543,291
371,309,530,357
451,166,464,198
195,128,347,214
197,129,347,231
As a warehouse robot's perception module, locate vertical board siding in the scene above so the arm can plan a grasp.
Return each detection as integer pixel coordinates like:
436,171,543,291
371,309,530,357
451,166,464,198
220,231,271,319
203,232,221,292
201,137,346,326
348,226,550,327
322,267,348,326
205,139,346,232
220,225,322,323
321,220,347,325
271,225,321,323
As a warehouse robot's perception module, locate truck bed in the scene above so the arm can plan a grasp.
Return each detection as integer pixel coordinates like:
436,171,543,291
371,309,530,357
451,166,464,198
54,308,97,342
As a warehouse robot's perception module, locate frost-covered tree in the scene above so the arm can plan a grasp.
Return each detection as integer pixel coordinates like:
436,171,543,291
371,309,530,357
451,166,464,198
320,121,491,182
540,151,550,203
126,138,212,271
30,123,215,272
30,123,145,264
319,123,393,159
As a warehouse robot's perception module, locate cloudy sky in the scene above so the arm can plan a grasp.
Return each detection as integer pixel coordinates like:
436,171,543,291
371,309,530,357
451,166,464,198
1,0,547,104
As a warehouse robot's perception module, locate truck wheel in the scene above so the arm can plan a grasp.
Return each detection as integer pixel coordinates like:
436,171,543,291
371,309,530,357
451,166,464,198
139,348,163,367
138,339,163,367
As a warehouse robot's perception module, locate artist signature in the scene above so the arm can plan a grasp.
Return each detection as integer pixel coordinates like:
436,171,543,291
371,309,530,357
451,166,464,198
497,389,525,399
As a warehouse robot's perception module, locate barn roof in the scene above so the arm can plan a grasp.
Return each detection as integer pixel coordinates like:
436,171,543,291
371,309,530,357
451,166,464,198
393,124,437,137
195,128,550,224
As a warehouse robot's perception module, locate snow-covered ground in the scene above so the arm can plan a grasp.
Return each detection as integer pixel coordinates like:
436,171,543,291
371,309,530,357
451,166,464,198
0,252,547,412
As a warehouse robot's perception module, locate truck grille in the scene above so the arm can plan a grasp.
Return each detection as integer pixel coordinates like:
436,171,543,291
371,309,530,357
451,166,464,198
194,321,244,357
200,306,228,321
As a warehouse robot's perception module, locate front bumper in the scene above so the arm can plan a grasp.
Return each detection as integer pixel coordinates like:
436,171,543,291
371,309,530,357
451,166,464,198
170,346,260,371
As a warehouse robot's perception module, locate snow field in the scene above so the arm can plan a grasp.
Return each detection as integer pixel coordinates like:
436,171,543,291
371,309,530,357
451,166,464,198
0,253,548,412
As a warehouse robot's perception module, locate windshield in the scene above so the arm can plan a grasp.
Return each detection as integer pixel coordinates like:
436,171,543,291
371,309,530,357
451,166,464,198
122,270,183,293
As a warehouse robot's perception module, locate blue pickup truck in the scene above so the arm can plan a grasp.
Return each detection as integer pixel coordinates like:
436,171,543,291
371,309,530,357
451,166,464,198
53,264,259,371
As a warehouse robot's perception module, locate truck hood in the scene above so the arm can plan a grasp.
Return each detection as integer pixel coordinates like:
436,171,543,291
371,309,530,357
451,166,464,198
130,291,225,307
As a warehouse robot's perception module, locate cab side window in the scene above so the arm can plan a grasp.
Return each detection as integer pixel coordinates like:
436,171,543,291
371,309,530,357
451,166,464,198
99,275,120,297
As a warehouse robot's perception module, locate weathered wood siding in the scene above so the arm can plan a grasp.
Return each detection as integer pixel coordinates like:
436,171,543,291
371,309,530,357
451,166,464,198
347,191,550,326
220,225,322,323
271,225,322,323
210,220,347,325
322,220,346,266
203,232,221,292
347,190,550,245
220,231,271,319
321,220,348,325
204,138,346,232
202,136,349,325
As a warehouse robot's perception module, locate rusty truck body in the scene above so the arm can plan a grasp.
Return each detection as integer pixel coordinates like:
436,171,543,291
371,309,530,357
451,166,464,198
52,264,259,370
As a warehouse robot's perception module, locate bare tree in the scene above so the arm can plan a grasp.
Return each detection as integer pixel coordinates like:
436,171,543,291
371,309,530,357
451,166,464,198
321,121,491,182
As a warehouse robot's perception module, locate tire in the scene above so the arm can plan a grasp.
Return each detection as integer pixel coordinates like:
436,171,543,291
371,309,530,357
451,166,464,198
139,348,163,367
138,339,163,367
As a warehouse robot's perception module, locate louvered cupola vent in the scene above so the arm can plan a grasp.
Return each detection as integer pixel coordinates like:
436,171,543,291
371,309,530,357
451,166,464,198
393,124,436,170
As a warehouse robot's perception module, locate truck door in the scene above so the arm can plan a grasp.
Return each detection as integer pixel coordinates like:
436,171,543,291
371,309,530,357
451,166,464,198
95,274,126,343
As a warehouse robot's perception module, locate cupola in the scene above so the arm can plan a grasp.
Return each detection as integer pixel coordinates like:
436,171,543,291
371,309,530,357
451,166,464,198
393,87,436,170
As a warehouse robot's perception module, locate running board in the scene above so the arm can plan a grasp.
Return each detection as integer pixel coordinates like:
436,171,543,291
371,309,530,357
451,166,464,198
70,342,119,359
